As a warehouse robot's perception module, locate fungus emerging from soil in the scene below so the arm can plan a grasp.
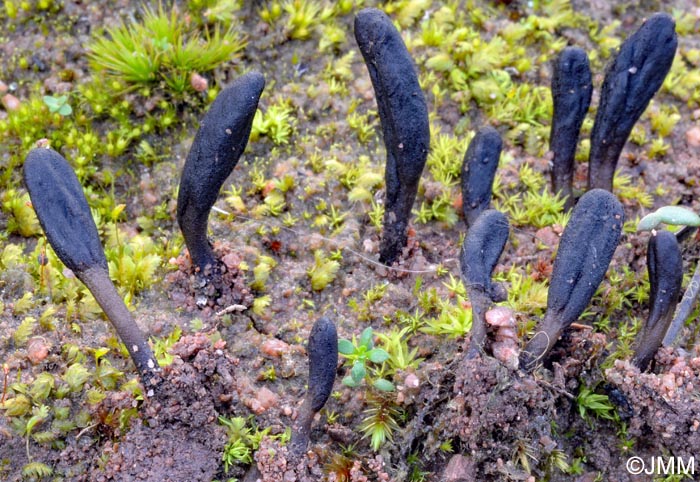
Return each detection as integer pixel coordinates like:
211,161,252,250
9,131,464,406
177,71,265,275
354,8,430,265
289,316,338,459
461,127,502,227
460,209,509,357
243,317,337,481
632,230,682,370
24,147,160,388
588,13,677,192
520,189,624,371
549,46,591,210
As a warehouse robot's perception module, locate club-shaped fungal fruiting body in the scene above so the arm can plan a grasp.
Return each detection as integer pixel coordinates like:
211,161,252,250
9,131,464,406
24,147,161,389
289,316,338,459
520,189,624,372
354,8,430,265
177,71,265,275
632,230,682,370
461,127,502,228
588,13,677,193
460,209,510,357
549,47,592,210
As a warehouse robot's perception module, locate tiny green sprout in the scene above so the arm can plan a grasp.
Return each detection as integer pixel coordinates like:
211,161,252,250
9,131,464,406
308,250,340,290
636,205,700,232
338,327,394,391
43,95,72,116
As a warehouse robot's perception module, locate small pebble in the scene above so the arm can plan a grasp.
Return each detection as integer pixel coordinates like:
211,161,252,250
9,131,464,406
686,126,700,148
485,306,516,327
27,337,49,364
190,72,208,92
2,93,20,111
261,338,291,357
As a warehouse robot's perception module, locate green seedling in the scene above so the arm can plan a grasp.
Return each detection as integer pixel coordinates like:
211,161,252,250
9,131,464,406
636,205,700,231
460,209,509,357
461,127,502,227
632,230,682,370
520,189,624,371
588,13,678,192
355,8,430,265
23,147,161,390
42,95,72,116
338,327,393,392
177,72,265,276
549,47,591,210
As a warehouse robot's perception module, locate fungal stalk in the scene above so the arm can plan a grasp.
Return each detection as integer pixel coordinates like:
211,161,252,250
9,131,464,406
520,189,624,372
588,13,677,192
461,127,502,227
549,47,591,210
24,147,160,389
289,316,338,459
632,230,682,370
355,8,430,265
177,72,265,274
460,209,509,357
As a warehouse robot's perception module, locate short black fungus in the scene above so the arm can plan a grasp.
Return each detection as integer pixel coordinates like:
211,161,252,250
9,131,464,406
289,316,338,459
460,209,509,357
177,71,265,274
355,8,430,265
633,230,682,370
549,47,591,210
520,189,624,372
24,147,160,388
588,13,677,192
461,127,502,227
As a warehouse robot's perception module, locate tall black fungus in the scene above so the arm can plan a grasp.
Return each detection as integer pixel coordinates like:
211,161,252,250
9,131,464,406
549,47,591,210
588,13,677,192
355,8,430,265
177,72,265,274
24,147,160,389
461,127,502,227
632,230,682,370
520,189,624,372
460,209,509,357
289,316,338,459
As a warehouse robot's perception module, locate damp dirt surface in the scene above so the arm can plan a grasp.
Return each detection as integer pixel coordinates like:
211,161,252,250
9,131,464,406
2,1,700,481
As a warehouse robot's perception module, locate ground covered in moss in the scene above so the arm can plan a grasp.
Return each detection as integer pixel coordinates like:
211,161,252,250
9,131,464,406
2,1,700,481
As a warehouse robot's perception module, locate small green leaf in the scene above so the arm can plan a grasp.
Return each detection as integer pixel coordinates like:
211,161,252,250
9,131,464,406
342,375,359,387
338,339,355,355
372,378,395,392
359,327,374,348
637,206,700,231
351,361,366,383
368,348,390,364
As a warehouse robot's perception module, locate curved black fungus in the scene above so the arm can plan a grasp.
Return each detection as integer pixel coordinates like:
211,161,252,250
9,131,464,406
461,127,502,227
177,71,265,273
289,317,338,459
460,209,509,357
549,47,591,210
632,230,682,370
588,13,677,192
520,189,624,372
24,148,160,389
355,8,430,265
24,148,107,274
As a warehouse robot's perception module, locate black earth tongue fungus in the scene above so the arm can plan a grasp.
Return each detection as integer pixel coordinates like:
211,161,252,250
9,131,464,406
288,316,338,459
520,189,624,372
461,127,502,228
177,71,265,278
23,147,161,391
460,209,510,357
632,230,682,370
588,13,677,193
243,317,337,482
354,8,430,266
549,46,592,210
